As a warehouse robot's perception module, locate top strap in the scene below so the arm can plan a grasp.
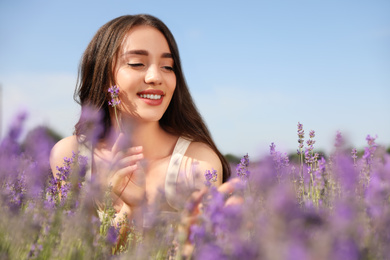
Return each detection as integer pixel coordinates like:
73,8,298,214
164,137,191,211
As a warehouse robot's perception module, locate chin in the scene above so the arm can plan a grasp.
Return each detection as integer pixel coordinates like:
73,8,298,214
136,113,164,123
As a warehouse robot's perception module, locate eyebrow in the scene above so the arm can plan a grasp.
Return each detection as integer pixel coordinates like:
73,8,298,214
123,49,173,59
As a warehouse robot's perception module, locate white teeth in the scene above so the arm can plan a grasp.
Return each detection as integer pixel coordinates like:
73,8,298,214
140,94,162,100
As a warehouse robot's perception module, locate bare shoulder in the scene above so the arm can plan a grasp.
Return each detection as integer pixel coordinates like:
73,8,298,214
184,141,223,185
50,135,79,176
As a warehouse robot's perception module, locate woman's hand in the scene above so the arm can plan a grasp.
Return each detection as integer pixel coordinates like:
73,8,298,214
103,133,146,208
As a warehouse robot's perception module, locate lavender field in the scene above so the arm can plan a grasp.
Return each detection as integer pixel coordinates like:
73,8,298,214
1,113,389,259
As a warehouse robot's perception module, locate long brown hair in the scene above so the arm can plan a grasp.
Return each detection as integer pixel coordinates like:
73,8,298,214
74,14,231,182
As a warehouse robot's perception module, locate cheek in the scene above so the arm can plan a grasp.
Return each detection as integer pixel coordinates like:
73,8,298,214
116,71,132,88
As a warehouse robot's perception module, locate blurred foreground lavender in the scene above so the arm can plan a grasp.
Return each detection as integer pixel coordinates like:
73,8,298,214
1,114,389,260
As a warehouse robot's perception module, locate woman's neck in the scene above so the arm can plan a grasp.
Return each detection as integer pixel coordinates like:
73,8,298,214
116,118,178,161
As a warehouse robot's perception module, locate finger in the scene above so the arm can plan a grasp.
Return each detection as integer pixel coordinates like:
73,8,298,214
115,152,144,169
118,162,145,182
110,164,139,193
225,195,244,206
217,177,241,195
112,146,143,166
114,163,138,180
127,145,143,154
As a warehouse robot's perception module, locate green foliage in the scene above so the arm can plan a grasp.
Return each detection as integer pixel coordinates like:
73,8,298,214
224,153,241,164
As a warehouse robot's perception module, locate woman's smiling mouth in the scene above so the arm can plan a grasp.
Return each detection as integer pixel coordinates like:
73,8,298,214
137,89,165,105
139,94,162,100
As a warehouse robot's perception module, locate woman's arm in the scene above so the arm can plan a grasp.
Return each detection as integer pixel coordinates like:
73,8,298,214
183,141,223,188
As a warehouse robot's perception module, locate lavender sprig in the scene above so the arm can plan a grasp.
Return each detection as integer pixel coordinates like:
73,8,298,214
46,156,73,205
334,131,344,149
351,148,358,166
363,134,377,166
297,122,305,155
108,85,122,132
270,142,289,182
204,168,218,187
236,153,250,181
46,151,88,207
297,122,305,180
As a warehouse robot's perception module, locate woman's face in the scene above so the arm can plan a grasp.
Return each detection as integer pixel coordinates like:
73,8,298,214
114,25,176,123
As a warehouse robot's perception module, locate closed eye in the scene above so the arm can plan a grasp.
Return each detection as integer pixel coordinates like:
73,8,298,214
128,63,145,68
162,66,174,72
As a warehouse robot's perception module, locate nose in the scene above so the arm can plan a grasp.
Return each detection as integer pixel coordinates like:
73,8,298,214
145,65,162,85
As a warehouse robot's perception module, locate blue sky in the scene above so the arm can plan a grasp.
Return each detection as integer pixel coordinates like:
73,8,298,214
1,0,389,157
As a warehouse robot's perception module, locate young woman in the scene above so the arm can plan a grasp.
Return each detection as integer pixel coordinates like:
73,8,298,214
50,14,231,227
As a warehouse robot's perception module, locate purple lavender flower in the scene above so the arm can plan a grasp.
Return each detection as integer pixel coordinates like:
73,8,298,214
188,188,226,254
108,85,122,132
331,201,361,259
318,157,326,172
77,153,89,179
108,85,121,107
309,130,315,139
351,148,358,166
236,153,250,181
250,156,279,195
194,243,226,260
230,240,259,259
304,148,316,164
205,188,226,226
297,122,304,137
204,168,218,187
46,152,86,206
270,142,276,154
365,173,385,219
28,243,43,258
297,122,305,154
0,110,27,155
334,131,344,148
287,241,310,260
303,129,318,168
335,154,358,192
305,130,316,153
306,139,315,151
332,238,360,260
7,110,27,140
363,134,377,165
23,127,57,200
4,173,26,209
106,225,119,245
0,120,52,211
313,157,326,188
189,223,206,244
267,183,302,220
269,143,289,174
365,134,376,147
304,148,310,163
